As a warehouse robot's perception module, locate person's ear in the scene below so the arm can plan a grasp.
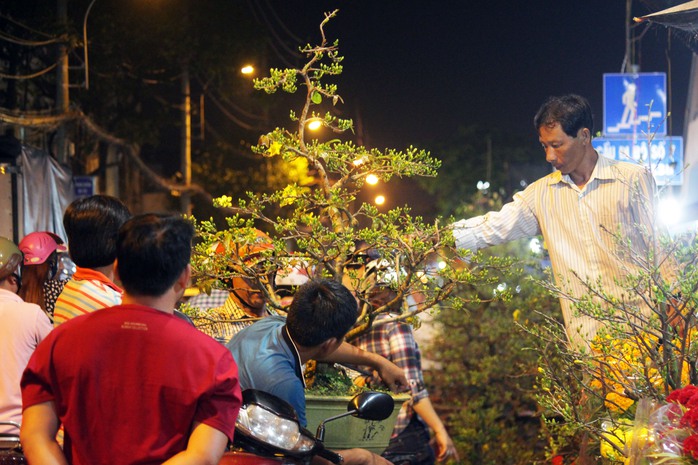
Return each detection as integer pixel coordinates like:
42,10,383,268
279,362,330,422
579,128,590,144
174,264,192,293
113,259,120,283
318,337,341,358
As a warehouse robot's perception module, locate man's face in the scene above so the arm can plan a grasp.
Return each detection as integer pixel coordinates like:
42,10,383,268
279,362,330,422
232,249,276,313
538,123,587,175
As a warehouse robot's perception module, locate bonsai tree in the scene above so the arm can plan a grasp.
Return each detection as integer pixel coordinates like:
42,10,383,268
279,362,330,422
188,10,515,342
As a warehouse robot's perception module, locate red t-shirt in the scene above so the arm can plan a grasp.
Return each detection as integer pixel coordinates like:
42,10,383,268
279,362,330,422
22,304,241,465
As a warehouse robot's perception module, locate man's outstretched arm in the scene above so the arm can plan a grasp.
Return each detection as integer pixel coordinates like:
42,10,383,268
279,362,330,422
319,341,409,393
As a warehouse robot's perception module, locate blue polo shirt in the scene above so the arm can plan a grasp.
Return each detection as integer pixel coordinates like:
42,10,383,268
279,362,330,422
225,316,308,426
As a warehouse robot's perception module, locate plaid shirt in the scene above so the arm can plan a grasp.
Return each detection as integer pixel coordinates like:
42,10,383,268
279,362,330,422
190,292,274,344
351,314,429,437
187,289,229,311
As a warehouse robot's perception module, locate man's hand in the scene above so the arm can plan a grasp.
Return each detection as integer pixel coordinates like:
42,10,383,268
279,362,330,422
667,295,687,338
372,361,408,394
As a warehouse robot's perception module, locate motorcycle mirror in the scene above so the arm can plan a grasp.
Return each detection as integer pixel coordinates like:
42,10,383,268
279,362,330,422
316,391,396,442
348,391,394,421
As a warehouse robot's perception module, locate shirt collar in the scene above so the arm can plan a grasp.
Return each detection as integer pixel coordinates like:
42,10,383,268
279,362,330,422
220,293,276,319
72,266,122,294
282,324,306,388
547,152,613,186
221,294,249,319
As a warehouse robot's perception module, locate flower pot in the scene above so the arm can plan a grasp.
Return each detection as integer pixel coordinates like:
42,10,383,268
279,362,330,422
304,394,410,454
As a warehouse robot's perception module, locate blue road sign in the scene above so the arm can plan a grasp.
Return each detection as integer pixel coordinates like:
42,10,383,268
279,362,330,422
73,176,97,198
592,136,683,186
603,73,667,136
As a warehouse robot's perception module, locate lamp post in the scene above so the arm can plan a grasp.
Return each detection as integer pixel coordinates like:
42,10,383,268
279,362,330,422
56,0,70,164
83,0,98,90
180,65,192,215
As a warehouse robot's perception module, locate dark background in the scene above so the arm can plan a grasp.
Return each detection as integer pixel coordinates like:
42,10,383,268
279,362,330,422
266,1,693,149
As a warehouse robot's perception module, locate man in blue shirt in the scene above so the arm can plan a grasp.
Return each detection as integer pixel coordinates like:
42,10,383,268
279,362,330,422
228,279,407,465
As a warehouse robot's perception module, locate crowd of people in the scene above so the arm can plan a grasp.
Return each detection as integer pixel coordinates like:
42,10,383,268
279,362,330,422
0,92,668,465
1,191,456,465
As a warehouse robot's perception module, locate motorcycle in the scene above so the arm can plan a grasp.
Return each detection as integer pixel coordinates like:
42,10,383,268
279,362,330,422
0,421,24,464
0,390,393,465
221,389,395,465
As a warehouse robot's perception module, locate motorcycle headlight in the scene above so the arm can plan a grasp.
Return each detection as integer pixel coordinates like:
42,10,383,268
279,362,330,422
236,404,315,453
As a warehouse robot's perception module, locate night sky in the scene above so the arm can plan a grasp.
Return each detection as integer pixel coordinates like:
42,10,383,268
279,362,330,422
260,1,694,151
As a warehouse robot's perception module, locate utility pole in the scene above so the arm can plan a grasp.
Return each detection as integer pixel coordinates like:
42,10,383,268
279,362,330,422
56,0,70,165
180,65,192,215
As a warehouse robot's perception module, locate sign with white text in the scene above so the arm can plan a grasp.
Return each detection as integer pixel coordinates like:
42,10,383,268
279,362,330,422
592,136,683,185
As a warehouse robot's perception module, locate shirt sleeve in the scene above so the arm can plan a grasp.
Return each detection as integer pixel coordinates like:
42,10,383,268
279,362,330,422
452,186,541,252
387,323,428,403
21,330,58,410
34,308,53,344
195,350,243,442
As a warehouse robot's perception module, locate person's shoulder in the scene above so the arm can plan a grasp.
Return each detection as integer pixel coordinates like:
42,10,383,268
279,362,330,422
600,154,648,173
0,297,49,323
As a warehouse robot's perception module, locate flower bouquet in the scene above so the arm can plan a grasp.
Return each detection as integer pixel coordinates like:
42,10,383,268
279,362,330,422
617,386,698,464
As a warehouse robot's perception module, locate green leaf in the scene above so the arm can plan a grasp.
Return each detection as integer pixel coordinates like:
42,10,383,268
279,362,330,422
311,91,322,104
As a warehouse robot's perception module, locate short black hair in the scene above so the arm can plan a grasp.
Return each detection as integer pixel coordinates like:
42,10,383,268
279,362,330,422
286,279,358,347
116,214,194,297
533,94,594,137
63,195,131,268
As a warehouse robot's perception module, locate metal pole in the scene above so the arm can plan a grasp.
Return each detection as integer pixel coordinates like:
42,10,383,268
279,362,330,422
180,66,192,215
56,0,70,164
83,0,98,90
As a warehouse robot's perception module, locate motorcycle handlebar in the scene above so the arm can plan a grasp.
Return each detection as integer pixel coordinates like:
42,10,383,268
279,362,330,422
317,448,343,464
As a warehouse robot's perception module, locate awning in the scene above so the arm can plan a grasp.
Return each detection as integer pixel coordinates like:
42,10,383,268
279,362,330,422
635,1,698,31
634,1,698,52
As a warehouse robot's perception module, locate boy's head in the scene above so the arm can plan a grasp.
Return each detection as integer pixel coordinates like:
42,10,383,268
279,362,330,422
63,195,131,268
116,214,194,297
286,279,358,347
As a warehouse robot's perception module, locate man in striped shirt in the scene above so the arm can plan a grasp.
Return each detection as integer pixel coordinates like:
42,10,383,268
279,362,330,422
53,195,131,326
452,94,667,350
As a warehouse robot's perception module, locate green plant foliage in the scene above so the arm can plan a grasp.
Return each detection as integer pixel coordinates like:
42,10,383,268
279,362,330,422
425,192,560,464
189,11,516,342
525,203,698,462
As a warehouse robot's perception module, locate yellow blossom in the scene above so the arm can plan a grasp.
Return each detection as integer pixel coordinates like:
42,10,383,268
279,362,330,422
268,141,283,156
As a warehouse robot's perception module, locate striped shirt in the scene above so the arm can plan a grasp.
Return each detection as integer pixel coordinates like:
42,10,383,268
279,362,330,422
453,155,659,349
53,267,123,327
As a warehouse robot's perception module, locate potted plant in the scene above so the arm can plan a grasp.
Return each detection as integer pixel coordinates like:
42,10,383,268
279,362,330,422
189,10,514,452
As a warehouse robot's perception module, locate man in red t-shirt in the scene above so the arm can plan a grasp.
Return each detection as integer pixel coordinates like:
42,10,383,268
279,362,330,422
20,214,242,465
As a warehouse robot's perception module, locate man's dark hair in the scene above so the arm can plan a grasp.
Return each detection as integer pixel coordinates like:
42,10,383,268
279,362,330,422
63,195,131,268
116,214,194,297
287,279,358,347
533,94,594,137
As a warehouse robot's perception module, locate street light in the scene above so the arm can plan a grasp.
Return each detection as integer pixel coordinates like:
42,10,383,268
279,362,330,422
366,174,378,185
374,195,385,206
306,118,323,131
241,65,255,75
83,0,98,89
